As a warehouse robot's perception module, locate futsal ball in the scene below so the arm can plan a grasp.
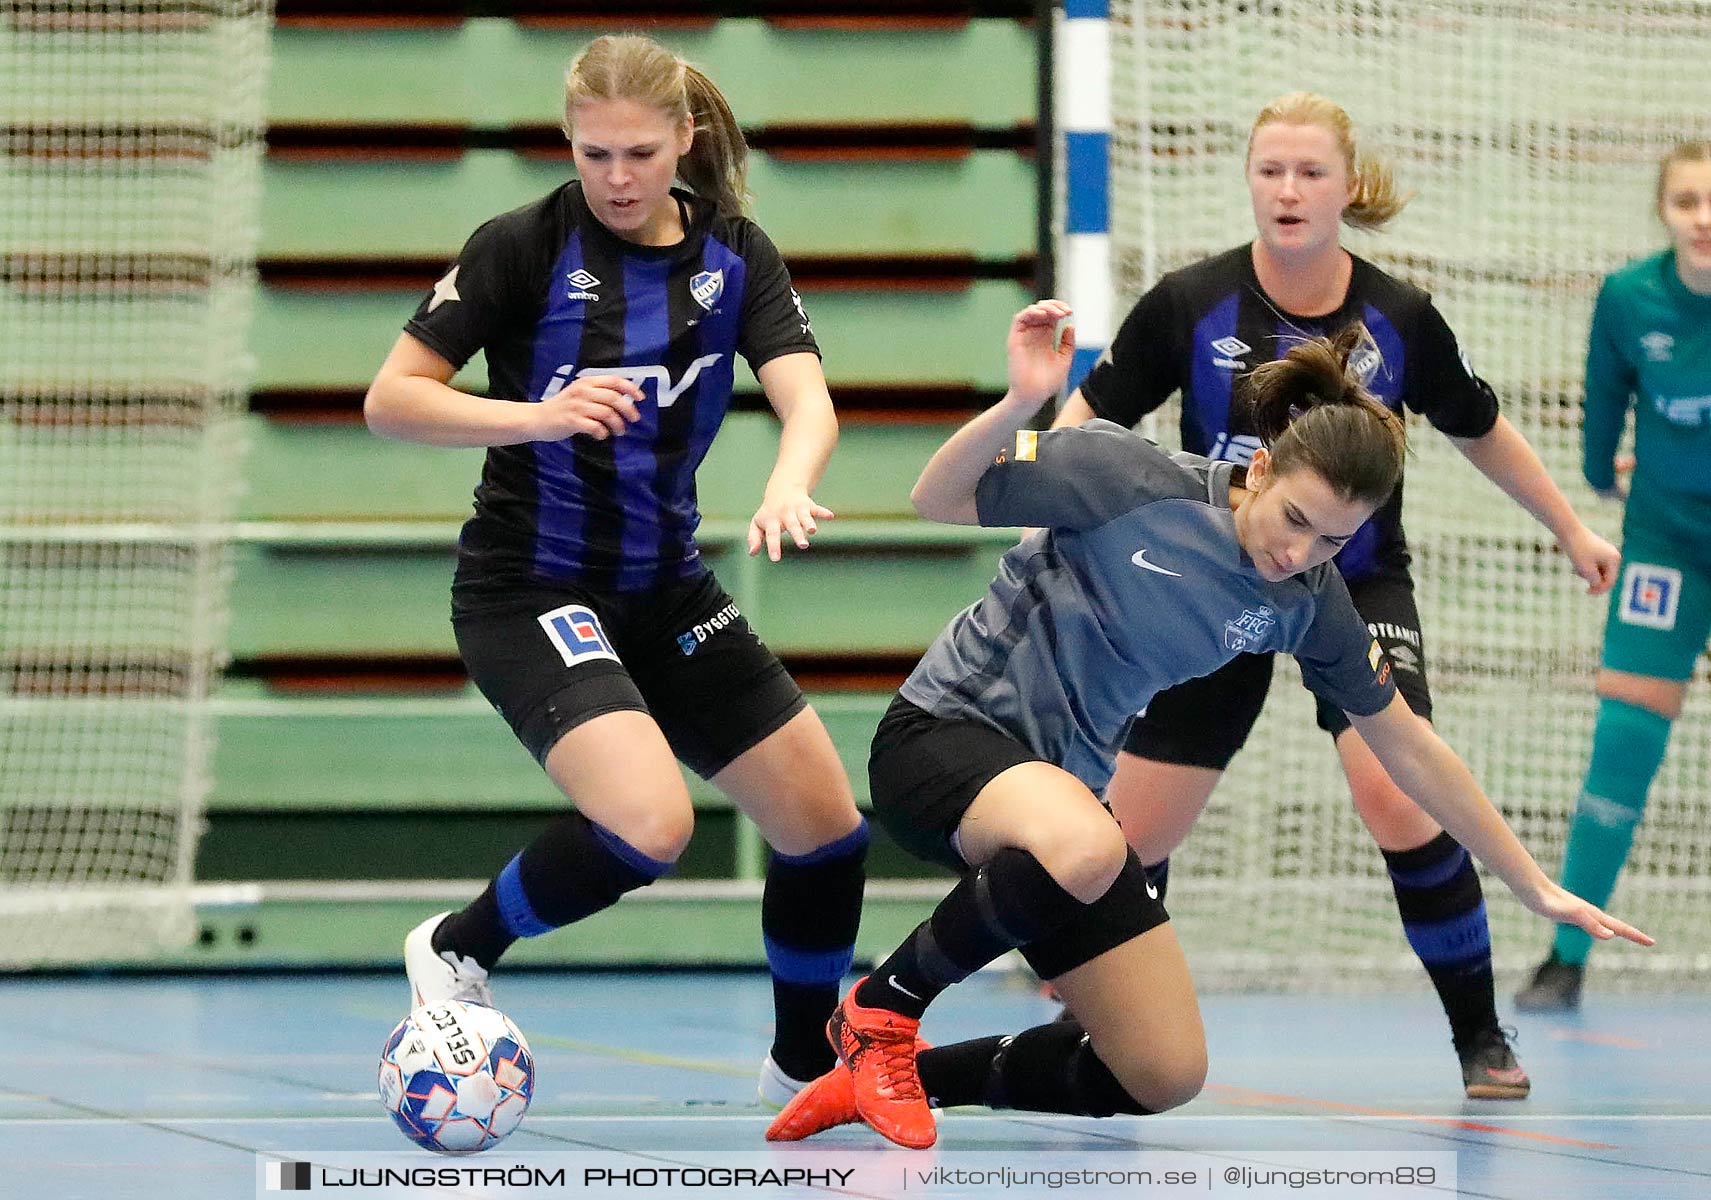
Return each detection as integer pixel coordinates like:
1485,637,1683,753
379,1000,535,1153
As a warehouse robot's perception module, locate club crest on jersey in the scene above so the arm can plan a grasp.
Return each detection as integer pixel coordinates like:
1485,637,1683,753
566,269,601,302
1619,563,1682,630
538,604,620,667
1348,343,1383,386
1225,605,1275,651
689,269,724,311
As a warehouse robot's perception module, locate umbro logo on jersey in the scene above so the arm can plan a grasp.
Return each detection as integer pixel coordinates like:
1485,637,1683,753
1209,335,1250,369
1641,331,1674,362
1130,548,1182,577
566,269,601,302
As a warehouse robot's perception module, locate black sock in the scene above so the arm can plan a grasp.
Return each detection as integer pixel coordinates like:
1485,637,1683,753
762,822,869,1081
917,1037,1008,1108
860,847,1090,1019
919,1021,1152,1116
435,811,672,970
1382,831,1499,1047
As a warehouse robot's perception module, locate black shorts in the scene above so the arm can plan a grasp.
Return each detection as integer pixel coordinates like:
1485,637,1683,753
869,695,1169,980
1123,570,1431,768
453,571,805,779
867,694,1044,871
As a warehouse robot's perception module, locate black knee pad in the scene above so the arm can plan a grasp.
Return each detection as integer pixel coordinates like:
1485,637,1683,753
1019,848,1169,981
987,1020,1154,1117
975,846,1090,946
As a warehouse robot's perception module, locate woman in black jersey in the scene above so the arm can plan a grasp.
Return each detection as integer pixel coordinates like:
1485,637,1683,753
364,34,867,1108
763,303,1649,1150
1053,93,1623,1099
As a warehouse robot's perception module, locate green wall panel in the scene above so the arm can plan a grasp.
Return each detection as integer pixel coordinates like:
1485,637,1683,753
262,152,1034,261
268,20,1035,127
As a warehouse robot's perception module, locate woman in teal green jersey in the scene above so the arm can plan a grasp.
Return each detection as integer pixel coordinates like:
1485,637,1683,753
1518,141,1711,1010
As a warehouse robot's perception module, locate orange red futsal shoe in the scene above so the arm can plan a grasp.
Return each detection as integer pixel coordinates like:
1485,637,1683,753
820,978,935,1149
765,1035,932,1143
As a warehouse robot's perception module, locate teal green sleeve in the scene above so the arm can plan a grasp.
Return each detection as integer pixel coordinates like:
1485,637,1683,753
1582,278,1634,492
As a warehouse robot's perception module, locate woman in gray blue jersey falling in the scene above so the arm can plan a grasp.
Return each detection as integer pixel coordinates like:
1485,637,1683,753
766,301,1653,1150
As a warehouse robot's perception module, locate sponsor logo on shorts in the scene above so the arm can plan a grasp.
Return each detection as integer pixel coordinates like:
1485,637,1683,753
538,604,621,667
1619,562,1682,630
676,601,742,655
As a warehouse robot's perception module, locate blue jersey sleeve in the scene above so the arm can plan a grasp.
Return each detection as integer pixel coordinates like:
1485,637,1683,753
1292,566,1397,718
1581,276,1636,493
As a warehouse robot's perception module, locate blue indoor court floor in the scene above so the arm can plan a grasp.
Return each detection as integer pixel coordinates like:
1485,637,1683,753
3,971,1706,1199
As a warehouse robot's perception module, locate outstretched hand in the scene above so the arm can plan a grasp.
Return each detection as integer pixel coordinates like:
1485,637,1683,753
748,483,835,561
1006,299,1076,406
1523,880,1654,947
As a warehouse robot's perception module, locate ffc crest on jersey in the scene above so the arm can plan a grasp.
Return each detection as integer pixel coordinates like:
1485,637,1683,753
1225,605,1275,652
689,269,724,311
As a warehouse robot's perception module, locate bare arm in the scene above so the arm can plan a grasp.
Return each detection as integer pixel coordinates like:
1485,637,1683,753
1051,388,1097,430
912,300,1074,525
1449,414,1619,594
1348,693,1652,946
364,332,642,448
749,351,839,560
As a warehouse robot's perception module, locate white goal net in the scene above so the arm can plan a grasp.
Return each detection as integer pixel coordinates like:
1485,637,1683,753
1105,0,1711,987
0,1,268,964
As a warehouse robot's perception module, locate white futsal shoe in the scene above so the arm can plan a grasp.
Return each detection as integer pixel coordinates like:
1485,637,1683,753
404,910,494,1009
757,1053,812,1110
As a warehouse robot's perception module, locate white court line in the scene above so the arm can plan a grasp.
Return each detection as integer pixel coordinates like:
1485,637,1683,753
2,1112,1707,1126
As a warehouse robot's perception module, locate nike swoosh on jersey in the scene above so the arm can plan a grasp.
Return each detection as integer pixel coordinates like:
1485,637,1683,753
1131,549,1183,577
